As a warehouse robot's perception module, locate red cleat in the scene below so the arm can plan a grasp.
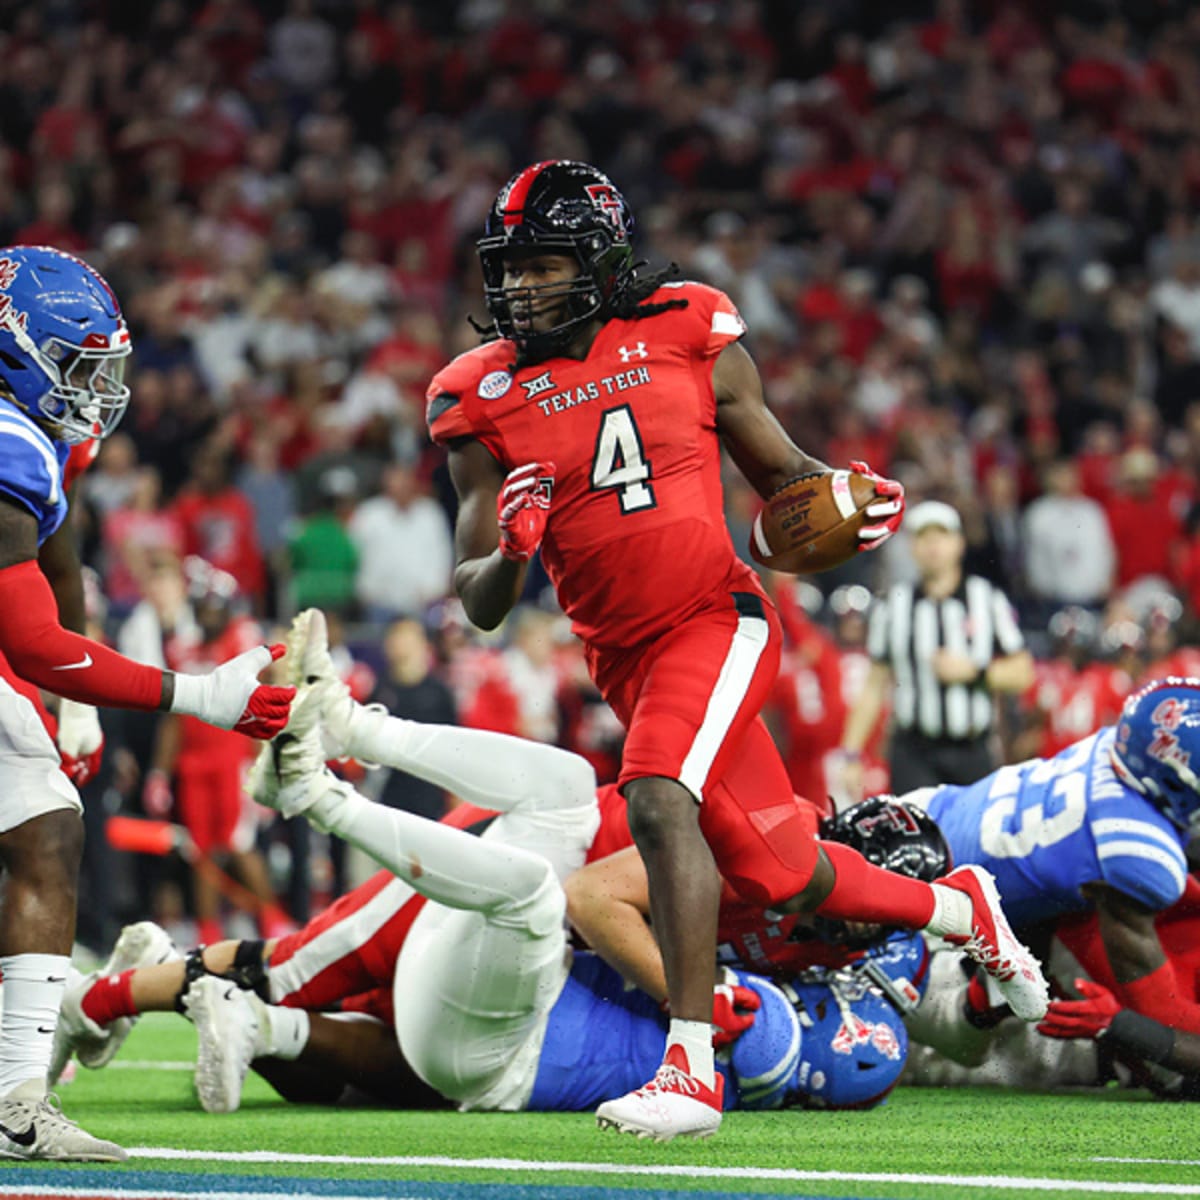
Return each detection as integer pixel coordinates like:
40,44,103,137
595,1044,723,1142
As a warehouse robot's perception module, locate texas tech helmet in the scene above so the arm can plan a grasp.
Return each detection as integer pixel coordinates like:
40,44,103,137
815,796,950,948
821,795,950,882
477,160,636,361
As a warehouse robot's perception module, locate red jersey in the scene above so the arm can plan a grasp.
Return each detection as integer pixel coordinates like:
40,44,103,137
1025,660,1132,759
427,283,762,648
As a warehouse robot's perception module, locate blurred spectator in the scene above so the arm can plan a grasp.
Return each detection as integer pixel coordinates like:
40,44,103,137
464,606,561,745
288,466,359,616
369,617,457,820
1104,448,1182,588
172,441,267,607
84,433,141,517
235,433,297,614
1022,460,1116,611
101,468,185,616
349,462,452,624
148,558,291,944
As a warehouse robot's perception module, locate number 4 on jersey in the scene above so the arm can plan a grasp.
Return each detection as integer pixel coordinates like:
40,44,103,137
591,405,655,513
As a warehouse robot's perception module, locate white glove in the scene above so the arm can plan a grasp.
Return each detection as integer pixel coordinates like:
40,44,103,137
57,699,104,786
57,699,103,758
168,644,294,738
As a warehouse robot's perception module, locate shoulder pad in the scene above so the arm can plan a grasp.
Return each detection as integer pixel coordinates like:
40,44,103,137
0,408,65,519
641,281,746,356
426,342,514,445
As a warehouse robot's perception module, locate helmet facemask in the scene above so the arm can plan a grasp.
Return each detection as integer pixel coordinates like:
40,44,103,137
479,229,633,363
1,312,131,444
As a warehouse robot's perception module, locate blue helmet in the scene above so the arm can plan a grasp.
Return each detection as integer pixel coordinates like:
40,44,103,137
727,972,801,1111
785,970,908,1109
1111,677,1200,833
0,246,131,444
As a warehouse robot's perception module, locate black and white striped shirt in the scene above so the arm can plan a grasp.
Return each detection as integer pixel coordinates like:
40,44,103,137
867,575,1025,740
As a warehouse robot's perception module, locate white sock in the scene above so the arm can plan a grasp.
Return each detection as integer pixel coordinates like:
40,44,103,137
924,884,972,939
260,1005,309,1061
667,1018,714,1087
0,954,69,1098
312,782,555,924
347,716,594,816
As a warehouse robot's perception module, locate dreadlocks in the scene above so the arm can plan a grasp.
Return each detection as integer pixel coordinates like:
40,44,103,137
470,261,690,356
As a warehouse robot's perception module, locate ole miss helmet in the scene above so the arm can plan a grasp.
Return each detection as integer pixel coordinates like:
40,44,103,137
476,160,636,361
0,246,131,444
1111,676,1200,833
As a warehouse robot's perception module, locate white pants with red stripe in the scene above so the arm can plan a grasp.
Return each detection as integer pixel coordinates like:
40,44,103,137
269,720,598,1110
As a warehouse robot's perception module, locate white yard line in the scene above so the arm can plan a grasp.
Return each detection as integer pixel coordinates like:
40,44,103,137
118,1148,1200,1195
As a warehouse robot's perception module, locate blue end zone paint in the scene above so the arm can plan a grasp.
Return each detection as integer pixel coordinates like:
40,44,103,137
0,1168,857,1200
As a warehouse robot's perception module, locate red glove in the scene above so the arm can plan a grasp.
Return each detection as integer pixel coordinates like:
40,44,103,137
497,462,555,562
57,699,104,787
850,460,905,552
1037,978,1121,1041
142,769,173,819
712,972,762,1048
169,645,295,739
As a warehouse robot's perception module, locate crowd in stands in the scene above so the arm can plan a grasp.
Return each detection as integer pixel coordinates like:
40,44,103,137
8,0,1200,947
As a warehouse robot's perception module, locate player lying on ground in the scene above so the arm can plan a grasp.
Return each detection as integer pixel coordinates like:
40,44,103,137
57,612,1041,1129
0,247,293,1164
899,677,1200,1046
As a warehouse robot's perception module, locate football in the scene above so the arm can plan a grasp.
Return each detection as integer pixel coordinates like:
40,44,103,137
749,470,878,574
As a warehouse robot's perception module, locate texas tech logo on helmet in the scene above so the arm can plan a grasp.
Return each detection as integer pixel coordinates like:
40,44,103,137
585,184,628,239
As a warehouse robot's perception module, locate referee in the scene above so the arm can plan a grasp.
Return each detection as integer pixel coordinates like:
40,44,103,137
839,500,1034,798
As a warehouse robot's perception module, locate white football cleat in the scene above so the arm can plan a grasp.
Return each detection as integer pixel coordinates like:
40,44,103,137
286,607,383,762
937,865,1049,1022
0,1082,126,1162
49,921,179,1085
595,1046,724,1142
183,976,268,1114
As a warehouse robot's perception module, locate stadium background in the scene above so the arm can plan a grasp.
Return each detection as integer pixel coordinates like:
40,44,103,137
6,0,1200,948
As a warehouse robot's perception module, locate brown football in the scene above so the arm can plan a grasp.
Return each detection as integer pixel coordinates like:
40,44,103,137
749,470,878,574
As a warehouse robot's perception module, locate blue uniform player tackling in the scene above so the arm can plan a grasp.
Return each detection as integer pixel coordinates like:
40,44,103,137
906,677,1200,1036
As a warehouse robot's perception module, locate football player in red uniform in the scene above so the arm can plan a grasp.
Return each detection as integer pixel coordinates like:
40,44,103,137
427,162,1046,1137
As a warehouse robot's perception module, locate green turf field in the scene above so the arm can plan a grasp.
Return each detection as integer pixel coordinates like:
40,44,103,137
4,1012,1199,1200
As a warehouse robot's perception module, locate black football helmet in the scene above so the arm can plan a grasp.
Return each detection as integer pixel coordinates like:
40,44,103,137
814,795,951,948
476,160,636,361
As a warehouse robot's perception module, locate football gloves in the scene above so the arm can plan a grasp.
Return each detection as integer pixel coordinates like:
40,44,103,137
712,968,763,1048
851,460,905,552
169,644,295,738
1037,978,1120,1041
56,698,104,787
497,461,555,562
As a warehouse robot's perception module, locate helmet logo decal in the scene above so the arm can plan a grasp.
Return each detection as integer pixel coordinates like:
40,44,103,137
0,257,29,332
1153,697,1184,731
585,183,626,237
830,1013,902,1060
854,805,921,838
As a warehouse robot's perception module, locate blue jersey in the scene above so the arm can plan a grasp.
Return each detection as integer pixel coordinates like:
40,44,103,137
924,729,1188,926
0,404,69,545
529,953,734,1112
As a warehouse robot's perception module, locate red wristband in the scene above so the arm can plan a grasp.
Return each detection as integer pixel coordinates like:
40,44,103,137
0,561,162,710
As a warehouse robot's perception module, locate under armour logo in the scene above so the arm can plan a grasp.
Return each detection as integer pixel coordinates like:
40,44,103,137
618,342,648,362
520,370,556,400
